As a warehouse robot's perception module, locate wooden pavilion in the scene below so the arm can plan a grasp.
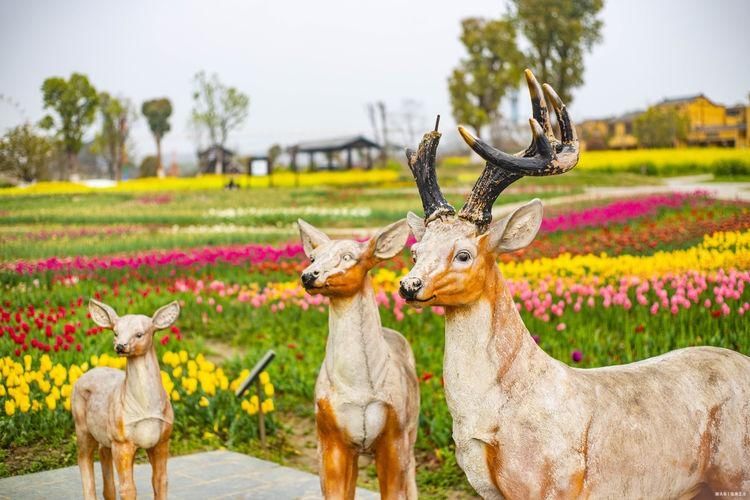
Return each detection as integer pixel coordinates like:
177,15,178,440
287,136,381,172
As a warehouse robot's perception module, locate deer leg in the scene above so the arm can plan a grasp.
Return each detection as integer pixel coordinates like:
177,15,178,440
373,428,410,500
147,439,170,500
99,446,115,500
112,441,137,500
319,441,358,500
75,430,97,500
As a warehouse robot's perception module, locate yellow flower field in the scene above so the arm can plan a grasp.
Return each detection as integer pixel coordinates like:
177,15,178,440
0,170,400,196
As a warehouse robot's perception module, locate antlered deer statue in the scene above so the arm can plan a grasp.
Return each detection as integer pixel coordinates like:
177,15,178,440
399,69,750,499
298,219,420,500
72,299,179,500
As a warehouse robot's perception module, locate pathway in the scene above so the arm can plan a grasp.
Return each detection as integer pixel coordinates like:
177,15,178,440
0,450,378,499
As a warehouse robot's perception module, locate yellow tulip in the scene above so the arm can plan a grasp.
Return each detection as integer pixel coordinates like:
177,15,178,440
199,396,209,407
18,396,30,413
38,379,51,394
259,371,270,385
4,400,15,416
45,394,57,410
261,399,274,413
264,383,274,397
40,354,52,373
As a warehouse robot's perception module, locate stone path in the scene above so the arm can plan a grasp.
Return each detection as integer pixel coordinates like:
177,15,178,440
0,450,378,499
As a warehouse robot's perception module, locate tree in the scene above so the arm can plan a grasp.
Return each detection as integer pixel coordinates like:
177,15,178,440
39,73,99,180
448,17,524,137
94,93,135,181
190,72,249,174
267,143,282,186
0,124,53,183
141,98,172,178
395,99,427,148
633,106,689,148
509,0,604,104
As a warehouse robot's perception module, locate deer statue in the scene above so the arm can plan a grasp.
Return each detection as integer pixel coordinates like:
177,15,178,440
72,299,179,500
298,218,420,500
399,69,750,499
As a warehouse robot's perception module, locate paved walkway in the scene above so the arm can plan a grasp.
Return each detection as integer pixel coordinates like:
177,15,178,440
0,450,378,499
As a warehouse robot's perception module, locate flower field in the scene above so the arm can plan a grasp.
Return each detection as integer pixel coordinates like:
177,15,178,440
1,187,749,494
446,147,750,177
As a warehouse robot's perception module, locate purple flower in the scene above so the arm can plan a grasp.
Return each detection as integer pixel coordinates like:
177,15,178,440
571,350,583,363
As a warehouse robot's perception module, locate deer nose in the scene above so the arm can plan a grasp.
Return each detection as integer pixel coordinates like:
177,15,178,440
301,271,319,288
115,343,127,354
399,277,423,300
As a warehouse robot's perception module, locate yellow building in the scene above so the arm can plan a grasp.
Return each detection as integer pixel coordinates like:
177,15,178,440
578,93,749,150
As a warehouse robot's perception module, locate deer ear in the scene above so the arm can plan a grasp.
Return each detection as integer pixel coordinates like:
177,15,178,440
487,199,543,253
89,299,118,329
297,218,330,257
152,301,180,330
406,211,426,241
369,218,410,261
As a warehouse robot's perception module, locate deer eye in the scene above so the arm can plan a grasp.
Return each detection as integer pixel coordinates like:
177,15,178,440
411,250,417,262
309,256,315,263
455,251,472,263
342,253,354,262
136,332,144,338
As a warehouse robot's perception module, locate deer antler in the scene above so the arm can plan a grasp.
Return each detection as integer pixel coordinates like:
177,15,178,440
457,69,579,232
406,115,456,223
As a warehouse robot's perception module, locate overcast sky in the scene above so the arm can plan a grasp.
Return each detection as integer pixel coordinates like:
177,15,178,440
1,0,748,161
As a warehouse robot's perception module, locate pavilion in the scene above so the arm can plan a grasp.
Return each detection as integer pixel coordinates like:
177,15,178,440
287,135,381,171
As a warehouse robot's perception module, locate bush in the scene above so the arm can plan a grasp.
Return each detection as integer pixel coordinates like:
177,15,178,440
139,155,159,178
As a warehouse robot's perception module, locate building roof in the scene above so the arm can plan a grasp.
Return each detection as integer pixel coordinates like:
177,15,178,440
657,94,705,106
657,93,725,108
291,135,380,153
198,145,235,157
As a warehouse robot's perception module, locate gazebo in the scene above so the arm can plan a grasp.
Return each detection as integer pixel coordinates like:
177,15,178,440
288,135,381,171
197,145,237,174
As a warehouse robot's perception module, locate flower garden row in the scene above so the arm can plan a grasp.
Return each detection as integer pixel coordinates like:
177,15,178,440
0,192,748,483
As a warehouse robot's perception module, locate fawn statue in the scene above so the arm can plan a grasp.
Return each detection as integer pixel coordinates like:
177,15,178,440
72,299,179,500
299,219,420,500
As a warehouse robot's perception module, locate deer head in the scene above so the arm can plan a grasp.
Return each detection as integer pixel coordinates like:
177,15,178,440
399,69,578,307
298,219,410,298
89,299,180,356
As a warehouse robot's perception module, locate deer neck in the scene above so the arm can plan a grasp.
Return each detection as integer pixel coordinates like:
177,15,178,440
325,275,390,394
122,347,168,423
443,267,558,418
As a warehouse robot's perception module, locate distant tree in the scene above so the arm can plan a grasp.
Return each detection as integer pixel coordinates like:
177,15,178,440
509,0,604,104
190,71,249,174
448,17,524,137
39,73,99,179
139,155,159,178
395,99,427,148
266,143,282,185
0,124,53,183
367,103,381,145
141,98,172,178
633,106,689,148
93,93,135,181
377,101,388,165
